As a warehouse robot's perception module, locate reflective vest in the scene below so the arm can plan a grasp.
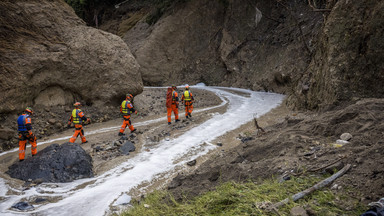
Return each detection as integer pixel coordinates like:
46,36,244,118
172,91,178,101
121,100,133,115
17,114,30,132
183,90,191,101
72,109,83,124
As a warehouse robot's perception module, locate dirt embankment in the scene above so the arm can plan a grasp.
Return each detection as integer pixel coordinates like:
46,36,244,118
168,98,384,209
0,0,142,116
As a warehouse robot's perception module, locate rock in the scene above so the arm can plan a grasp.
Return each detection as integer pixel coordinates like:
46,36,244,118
279,175,291,183
306,207,316,216
290,206,308,216
0,128,14,140
34,198,47,203
94,146,103,152
119,141,136,155
11,202,34,211
240,137,253,143
47,119,56,125
217,142,223,146
55,122,63,129
187,160,196,166
340,133,352,141
144,204,150,208
6,143,93,183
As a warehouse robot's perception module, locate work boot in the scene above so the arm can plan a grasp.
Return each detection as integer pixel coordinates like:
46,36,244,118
186,115,189,119
175,119,180,123
19,159,24,162
82,141,88,144
131,129,137,133
168,122,171,125
188,113,192,117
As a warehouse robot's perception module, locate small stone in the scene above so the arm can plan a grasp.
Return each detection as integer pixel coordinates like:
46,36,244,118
355,157,363,164
331,184,338,190
290,206,308,216
340,133,352,141
217,142,223,146
12,202,34,211
144,204,150,208
187,160,196,166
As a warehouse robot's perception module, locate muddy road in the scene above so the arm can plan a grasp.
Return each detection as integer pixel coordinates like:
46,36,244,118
0,86,284,216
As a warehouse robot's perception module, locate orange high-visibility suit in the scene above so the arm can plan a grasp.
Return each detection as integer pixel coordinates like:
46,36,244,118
181,90,194,118
167,89,179,124
68,108,88,143
17,113,37,161
119,99,137,135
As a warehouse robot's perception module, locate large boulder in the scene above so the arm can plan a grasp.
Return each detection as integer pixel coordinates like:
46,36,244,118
6,143,93,183
0,0,143,114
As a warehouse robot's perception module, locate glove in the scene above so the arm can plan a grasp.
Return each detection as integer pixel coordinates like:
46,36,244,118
86,118,91,124
134,110,138,115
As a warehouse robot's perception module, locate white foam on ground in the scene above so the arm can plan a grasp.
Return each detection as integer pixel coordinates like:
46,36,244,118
0,87,284,216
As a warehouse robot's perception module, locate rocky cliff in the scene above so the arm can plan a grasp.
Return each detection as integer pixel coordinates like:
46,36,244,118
289,0,384,109
122,0,323,92
0,0,143,114
104,0,383,109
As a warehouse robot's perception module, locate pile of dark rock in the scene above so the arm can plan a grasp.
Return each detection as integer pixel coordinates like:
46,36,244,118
6,142,93,183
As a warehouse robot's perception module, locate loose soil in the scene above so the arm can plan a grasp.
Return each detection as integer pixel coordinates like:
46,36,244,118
1,88,383,212
168,98,384,210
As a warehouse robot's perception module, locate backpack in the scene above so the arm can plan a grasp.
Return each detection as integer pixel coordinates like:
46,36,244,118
166,87,173,108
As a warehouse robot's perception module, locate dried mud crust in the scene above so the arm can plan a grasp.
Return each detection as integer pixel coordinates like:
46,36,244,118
168,98,384,207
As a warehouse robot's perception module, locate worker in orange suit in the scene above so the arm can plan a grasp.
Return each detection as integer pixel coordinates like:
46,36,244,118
118,94,137,136
17,107,37,162
181,85,194,118
68,102,89,144
167,85,180,125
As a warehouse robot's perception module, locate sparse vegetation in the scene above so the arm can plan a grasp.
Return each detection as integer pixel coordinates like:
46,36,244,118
121,175,366,216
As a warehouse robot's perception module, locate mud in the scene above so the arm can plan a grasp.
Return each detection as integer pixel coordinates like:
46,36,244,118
168,98,384,210
0,87,223,179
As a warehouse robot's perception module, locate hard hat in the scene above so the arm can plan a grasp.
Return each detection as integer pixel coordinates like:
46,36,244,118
73,102,81,107
25,107,34,115
185,85,189,90
126,94,133,100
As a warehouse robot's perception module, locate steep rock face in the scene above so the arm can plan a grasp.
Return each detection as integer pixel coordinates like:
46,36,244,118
290,0,384,109
0,0,143,114
123,0,322,92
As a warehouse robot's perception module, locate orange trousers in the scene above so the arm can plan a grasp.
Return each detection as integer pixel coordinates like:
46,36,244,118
184,101,193,117
167,104,179,123
69,124,87,143
120,116,135,133
18,132,37,160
